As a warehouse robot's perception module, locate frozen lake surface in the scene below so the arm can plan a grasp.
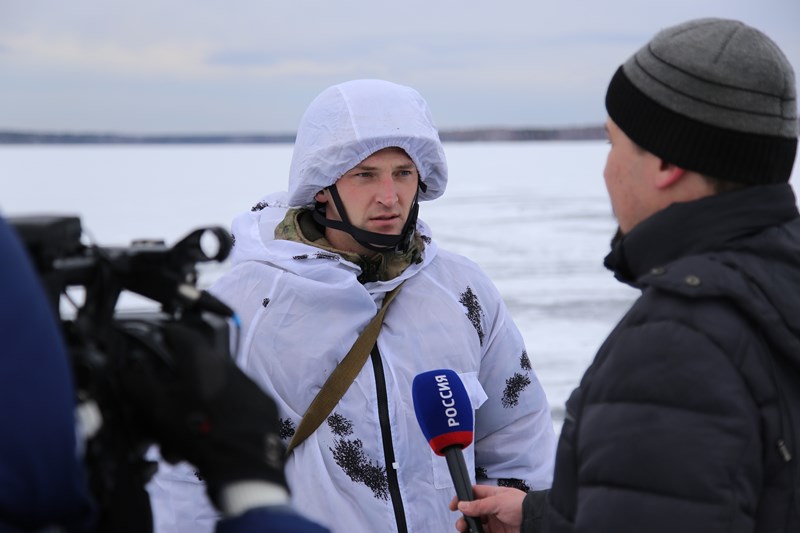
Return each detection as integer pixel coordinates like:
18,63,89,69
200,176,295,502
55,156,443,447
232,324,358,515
2,141,640,428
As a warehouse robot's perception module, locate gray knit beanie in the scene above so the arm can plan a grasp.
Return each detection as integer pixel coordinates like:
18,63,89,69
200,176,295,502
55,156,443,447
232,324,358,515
606,18,797,184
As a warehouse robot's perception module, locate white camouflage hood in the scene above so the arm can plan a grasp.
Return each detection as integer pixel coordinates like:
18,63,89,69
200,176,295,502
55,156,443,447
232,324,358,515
287,79,448,207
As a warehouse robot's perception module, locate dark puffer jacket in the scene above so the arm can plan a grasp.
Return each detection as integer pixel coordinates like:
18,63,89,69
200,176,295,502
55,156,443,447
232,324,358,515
529,184,800,533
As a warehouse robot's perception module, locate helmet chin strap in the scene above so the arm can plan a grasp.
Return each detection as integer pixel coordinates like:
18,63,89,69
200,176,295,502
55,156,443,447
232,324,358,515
312,180,426,254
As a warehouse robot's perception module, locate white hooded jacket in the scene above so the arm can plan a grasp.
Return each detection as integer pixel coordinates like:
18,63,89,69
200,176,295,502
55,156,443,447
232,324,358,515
147,80,555,533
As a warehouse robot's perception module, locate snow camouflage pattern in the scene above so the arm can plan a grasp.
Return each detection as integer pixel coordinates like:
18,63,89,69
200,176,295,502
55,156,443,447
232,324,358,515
146,79,556,533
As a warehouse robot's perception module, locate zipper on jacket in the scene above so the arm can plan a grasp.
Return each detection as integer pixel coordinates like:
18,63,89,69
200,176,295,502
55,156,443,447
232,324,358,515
370,344,409,533
757,330,800,528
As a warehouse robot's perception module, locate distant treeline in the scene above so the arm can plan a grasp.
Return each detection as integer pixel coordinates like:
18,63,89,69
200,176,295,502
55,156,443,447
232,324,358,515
0,126,606,145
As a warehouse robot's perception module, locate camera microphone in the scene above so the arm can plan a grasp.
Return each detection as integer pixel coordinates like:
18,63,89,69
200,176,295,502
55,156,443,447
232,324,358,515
412,369,484,533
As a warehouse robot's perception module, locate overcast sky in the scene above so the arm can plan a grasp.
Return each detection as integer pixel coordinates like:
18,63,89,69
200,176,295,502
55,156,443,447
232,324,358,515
1,0,798,134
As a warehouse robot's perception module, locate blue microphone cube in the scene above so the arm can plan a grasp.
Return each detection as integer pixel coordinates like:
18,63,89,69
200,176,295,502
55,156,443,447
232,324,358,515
412,369,475,455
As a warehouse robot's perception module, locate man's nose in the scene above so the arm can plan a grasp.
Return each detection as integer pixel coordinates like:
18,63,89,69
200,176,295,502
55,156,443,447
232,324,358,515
376,175,398,205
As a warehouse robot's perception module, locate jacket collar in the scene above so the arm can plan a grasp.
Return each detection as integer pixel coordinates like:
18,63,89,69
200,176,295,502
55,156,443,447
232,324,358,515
604,184,799,285
276,207,424,283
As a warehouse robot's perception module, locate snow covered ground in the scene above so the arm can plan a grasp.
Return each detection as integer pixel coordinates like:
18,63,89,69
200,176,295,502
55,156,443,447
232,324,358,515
2,141,639,429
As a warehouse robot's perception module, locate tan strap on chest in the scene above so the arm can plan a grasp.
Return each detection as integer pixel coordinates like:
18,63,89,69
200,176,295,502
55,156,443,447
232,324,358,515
285,282,404,456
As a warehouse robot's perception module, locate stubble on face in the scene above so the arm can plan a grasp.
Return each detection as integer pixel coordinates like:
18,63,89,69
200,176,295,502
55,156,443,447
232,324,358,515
316,147,419,255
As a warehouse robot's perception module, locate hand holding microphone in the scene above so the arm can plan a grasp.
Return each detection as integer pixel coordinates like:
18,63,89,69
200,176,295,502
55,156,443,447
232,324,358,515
412,369,484,533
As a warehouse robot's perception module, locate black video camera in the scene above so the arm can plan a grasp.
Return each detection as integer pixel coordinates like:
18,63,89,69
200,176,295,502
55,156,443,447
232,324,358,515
9,215,236,532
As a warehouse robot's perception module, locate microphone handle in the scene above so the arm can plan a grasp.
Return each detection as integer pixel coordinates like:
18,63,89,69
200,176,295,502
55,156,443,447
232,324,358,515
444,446,484,533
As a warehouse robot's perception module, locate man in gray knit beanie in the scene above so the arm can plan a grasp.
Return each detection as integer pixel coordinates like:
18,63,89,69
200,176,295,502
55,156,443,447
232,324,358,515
607,18,797,185
453,18,800,533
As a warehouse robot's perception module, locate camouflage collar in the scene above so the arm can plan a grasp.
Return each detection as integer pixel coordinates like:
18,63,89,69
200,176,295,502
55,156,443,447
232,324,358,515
275,208,424,283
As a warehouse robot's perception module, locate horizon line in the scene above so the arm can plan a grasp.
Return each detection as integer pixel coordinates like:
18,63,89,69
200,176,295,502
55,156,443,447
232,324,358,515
0,124,607,144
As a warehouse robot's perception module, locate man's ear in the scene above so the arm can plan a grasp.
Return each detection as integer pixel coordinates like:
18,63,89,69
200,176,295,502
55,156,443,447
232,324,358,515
654,161,687,190
314,189,328,203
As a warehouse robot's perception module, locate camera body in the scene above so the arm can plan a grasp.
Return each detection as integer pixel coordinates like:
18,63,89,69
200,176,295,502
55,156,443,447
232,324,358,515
10,215,235,532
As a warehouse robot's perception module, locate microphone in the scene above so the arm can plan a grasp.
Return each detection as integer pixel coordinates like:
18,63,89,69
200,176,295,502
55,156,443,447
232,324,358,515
412,369,484,533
